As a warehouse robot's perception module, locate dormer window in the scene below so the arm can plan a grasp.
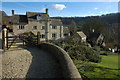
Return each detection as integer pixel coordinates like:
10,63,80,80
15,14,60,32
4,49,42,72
37,14,42,21
18,25,24,29
52,25,57,29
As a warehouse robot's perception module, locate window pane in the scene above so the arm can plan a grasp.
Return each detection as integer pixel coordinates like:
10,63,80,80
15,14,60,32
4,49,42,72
40,34,45,38
52,33,57,38
42,26,45,30
33,26,37,29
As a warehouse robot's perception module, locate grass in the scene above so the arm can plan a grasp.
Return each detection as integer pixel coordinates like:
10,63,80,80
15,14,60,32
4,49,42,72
91,54,119,69
74,53,120,80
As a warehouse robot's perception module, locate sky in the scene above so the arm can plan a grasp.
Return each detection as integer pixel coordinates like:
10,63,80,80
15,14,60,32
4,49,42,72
1,2,119,17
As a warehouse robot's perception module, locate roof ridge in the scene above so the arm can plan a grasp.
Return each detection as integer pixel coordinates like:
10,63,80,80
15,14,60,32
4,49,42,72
26,11,46,14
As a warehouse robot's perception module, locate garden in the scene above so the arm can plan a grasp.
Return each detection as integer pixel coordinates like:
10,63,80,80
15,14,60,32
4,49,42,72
52,42,120,80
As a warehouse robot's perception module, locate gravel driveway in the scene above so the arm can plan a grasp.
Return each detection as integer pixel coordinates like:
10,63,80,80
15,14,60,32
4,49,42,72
2,47,62,78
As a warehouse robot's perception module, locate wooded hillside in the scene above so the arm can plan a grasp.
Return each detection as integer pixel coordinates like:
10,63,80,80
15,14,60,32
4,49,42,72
52,13,120,47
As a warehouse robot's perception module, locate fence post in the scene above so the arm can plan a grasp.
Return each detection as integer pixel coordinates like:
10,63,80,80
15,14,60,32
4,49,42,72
2,28,7,51
2,29,5,51
37,32,40,45
6,30,8,49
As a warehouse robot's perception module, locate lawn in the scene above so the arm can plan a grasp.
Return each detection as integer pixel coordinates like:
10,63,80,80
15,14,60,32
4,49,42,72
74,54,120,80
91,54,119,69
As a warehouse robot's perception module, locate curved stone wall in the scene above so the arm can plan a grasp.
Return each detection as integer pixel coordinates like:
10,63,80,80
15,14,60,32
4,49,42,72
38,43,82,78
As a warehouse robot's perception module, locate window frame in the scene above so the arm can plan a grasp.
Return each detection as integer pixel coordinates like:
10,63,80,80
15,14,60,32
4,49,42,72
40,34,45,38
52,25,57,29
33,26,37,30
41,26,45,30
52,33,57,38
18,25,24,29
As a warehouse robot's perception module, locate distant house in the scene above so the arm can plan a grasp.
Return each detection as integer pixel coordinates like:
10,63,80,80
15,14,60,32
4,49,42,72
88,32,105,47
105,43,119,53
0,9,68,42
63,26,70,38
72,31,87,43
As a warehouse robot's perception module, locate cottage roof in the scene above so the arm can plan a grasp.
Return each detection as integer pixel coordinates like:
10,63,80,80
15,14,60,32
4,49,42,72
0,11,7,16
11,15,28,24
51,19,62,26
26,12,49,21
77,31,86,38
2,16,11,25
89,32,102,40
63,26,69,33
0,11,8,24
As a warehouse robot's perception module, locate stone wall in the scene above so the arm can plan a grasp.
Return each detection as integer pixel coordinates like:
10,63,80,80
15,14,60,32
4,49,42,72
38,43,82,78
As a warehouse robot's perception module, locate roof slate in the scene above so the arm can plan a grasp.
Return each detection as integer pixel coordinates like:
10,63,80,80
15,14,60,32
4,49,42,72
26,12,49,21
51,19,62,26
0,11,8,16
89,32,101,40
1,11,63,26
77,31,86,38
11,15,28,24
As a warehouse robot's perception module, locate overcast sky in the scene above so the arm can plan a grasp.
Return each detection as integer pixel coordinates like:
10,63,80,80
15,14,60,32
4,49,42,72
1,2,119,17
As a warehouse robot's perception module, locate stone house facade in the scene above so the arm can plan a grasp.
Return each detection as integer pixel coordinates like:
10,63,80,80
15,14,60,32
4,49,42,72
1,9,66,41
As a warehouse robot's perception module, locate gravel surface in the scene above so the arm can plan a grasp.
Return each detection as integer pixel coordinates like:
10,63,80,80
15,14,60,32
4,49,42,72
2,47,62,78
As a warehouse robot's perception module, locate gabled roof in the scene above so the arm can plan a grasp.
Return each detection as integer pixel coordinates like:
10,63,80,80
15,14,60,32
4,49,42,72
11,15,28,24
77,31,86,38
0,11,8,16
0,11,8,24
2,16,11,25
26,12,49,21
89,32,102,40
51,19,62,26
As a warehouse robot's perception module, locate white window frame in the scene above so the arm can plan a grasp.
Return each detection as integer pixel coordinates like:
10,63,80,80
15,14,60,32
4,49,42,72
18,25,24,29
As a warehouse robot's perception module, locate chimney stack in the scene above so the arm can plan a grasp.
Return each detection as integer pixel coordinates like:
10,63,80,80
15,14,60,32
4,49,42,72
46,8,48,15
12,10,14,16
92,29,95,32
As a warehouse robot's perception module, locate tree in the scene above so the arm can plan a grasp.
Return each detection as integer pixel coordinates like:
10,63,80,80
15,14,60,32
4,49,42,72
69,20,77,36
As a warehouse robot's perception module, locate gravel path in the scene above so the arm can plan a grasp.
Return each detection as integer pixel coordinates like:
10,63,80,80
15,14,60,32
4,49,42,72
2,47,62,78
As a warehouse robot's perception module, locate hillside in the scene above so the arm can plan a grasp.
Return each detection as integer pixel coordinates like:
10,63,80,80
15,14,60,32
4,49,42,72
51,13,119,26
52,13,120,47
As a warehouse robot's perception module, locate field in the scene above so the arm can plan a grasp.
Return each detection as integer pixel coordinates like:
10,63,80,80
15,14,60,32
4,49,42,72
74,53,120,80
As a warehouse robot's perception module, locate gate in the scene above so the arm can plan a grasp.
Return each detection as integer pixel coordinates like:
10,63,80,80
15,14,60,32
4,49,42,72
2,28,40,51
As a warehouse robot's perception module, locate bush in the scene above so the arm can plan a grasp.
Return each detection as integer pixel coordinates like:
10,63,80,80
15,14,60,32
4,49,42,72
82,63,95,72
100,53,109,55
68,45,101,63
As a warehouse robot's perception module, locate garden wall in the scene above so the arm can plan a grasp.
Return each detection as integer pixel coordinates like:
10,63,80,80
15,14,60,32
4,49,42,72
38,43,82,78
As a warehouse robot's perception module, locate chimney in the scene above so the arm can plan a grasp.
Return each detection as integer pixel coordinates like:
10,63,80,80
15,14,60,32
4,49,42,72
12,10,14,16
46,8,48,15
92,29,95,32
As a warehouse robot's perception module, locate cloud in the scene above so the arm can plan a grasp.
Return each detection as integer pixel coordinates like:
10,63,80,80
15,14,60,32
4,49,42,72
94,8,98,10
52,4,66,10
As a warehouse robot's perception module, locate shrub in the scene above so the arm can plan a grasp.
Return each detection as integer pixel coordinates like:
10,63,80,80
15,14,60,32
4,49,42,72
68,45,101,63
82,63,95,72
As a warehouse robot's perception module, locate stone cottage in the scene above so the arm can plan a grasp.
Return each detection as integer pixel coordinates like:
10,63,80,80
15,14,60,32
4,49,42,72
73,31,87,43
88,32,105,47
1,9,67,41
